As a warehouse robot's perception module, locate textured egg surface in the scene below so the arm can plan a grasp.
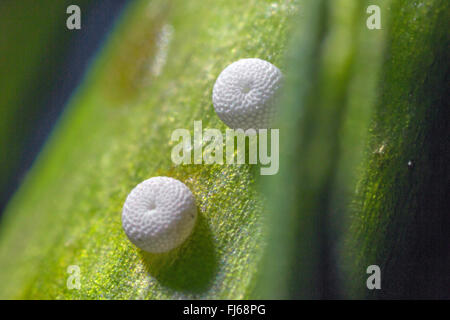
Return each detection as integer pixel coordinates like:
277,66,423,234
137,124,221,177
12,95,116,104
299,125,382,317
212,58,283,130
122,177,197,253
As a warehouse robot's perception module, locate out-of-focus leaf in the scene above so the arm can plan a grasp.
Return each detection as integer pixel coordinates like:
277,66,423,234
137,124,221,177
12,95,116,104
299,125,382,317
344,0,449,299
257,0,389,299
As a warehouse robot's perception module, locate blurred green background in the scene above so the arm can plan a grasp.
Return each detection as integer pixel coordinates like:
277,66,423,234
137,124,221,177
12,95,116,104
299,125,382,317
0,0,128,214
0,0,448,299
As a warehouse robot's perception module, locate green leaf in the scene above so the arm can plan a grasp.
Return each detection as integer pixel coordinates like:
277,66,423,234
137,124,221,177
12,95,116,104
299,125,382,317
257,0,390,299
0,0,299,299
258,0,448,299
343,0,449,299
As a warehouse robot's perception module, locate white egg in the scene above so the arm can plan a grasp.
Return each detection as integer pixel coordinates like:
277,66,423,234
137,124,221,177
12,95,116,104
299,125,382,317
122,177,197,253
212,58,283,130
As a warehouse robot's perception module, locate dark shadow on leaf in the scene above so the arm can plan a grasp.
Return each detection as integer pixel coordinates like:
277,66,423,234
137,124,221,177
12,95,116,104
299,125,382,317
139,212,217,294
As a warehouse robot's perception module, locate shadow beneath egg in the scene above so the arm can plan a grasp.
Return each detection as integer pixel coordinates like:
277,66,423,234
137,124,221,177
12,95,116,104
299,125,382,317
139,211,218,294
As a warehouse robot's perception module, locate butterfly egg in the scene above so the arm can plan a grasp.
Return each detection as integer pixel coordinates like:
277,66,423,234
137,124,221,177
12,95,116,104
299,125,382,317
122,177,197,253
212,58,283,130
